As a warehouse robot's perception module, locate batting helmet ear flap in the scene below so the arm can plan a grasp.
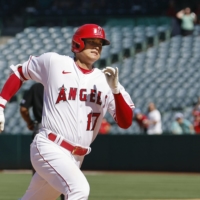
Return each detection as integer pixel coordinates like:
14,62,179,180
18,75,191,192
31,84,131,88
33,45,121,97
71,35,85,53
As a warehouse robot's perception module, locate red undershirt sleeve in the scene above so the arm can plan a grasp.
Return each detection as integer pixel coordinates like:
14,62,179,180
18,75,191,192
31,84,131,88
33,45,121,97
0,73,23,101
113,93,133,129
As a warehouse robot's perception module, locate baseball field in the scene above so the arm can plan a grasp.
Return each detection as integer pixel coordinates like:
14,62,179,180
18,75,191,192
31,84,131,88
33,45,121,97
0,170,200,200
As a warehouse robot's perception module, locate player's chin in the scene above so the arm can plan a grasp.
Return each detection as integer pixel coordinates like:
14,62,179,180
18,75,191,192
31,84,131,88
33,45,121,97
89,53,100,61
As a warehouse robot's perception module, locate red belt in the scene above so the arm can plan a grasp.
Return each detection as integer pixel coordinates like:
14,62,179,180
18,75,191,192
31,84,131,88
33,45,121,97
48,133,88,156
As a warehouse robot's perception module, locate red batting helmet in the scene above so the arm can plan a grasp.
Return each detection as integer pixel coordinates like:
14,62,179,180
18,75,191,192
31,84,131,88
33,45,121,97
71,24,110,53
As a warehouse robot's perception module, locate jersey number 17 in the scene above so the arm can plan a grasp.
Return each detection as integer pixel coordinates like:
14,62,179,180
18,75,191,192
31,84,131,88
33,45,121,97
86,112,100,131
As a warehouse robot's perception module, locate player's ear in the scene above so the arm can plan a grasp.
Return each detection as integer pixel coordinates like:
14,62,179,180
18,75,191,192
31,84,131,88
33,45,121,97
75,43,80,48
72,41,80,51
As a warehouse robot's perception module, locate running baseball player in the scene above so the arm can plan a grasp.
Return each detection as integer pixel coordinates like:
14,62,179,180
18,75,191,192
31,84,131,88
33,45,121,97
0,24,134,200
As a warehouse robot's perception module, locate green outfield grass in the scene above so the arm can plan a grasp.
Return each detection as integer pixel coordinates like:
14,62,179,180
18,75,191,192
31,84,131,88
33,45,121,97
0,171,200,200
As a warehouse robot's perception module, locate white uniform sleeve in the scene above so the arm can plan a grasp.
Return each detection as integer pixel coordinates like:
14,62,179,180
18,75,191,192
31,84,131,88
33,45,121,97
107,82,134,119
21,52,54,83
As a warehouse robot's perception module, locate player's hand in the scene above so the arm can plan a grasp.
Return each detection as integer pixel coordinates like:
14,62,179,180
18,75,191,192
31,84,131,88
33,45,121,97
102,66,119,94
27,121,34,131
0,108,5,133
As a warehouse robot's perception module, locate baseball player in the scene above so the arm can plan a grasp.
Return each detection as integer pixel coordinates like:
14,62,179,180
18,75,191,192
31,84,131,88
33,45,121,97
0,24,134,200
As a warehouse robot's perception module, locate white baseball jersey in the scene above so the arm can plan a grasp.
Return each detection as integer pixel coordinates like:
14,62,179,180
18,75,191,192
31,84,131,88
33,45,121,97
11,52,134,147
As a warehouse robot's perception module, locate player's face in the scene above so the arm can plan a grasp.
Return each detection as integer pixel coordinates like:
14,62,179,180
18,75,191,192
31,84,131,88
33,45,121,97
82,38,103,60
75,38,103,68
84,38,103,46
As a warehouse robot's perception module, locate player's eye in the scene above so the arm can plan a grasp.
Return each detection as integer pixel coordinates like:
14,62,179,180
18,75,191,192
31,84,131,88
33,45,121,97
85,40,103,47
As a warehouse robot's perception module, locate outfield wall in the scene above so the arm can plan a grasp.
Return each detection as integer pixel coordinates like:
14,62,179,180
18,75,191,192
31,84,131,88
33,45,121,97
0,134,200,172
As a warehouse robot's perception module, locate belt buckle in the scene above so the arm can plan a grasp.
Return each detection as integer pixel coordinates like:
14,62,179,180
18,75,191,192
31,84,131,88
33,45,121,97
72,146,86,155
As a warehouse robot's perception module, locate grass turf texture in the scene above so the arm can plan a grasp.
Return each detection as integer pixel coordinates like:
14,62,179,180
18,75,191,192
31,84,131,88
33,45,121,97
0,171,200,200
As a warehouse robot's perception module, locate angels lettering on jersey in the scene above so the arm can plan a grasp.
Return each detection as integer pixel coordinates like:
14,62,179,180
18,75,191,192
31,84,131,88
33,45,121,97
55,85,109,131
56,85,107,107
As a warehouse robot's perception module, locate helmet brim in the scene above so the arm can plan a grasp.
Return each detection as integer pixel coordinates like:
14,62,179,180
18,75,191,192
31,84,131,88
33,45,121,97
81,37,110,46
102,39,110,46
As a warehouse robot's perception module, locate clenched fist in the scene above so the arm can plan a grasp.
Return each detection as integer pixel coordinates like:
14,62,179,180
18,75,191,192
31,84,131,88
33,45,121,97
102,66,119,94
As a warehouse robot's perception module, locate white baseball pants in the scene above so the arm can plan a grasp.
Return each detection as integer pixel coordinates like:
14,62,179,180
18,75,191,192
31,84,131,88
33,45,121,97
21,134,90,200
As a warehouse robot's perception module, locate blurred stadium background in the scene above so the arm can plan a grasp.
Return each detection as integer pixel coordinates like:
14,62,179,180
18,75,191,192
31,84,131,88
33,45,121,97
0,0,200,171
1,0,200,199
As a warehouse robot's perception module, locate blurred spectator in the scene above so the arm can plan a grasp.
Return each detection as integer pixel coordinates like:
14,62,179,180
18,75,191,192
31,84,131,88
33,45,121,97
171,112,195,134
192,97,200,134
176,7,196,36
146,102,162,135
99,118,111,134
192,97,200,117
165,0,181,36
193,113,200,134
134,108,148,134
